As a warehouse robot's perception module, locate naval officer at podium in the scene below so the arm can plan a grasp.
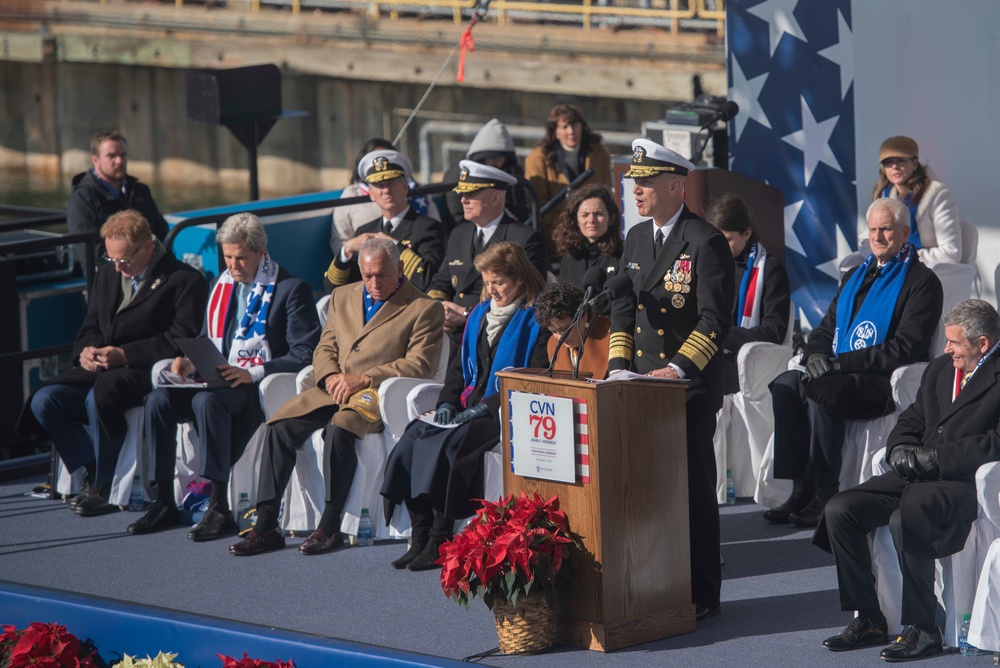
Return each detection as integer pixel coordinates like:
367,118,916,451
608,139,734,621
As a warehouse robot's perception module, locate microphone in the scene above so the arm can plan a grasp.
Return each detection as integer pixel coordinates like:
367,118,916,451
581,274,632,311
543,274,631,377
701,100,739,127
575,267,607,319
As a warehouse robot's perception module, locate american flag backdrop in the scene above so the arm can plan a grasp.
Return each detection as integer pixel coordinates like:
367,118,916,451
726,0,858,326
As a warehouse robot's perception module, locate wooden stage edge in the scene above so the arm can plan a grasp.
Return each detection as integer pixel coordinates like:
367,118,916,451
557,605,697,652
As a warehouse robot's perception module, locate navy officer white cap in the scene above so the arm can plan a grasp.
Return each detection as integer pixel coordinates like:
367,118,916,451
358,149,413,184
453,159,518,194
624,138,696,179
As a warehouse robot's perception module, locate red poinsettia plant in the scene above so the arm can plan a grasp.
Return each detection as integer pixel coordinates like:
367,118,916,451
0,622,97,668
216,653,294,668
438,493,576,610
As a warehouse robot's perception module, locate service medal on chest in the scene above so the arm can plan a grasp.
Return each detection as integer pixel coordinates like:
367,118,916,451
672,294,685,308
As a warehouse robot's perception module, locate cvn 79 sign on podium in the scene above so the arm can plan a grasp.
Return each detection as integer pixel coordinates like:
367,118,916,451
508,391,576,484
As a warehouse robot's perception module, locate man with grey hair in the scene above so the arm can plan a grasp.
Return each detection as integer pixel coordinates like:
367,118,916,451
765,197,943,528
229,236,445,556
816,299,1000,661
130,212,321,541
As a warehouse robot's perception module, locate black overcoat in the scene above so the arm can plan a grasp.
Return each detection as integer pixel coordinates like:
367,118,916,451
802,260,943,420
815,352,1000,559
18,249,207,441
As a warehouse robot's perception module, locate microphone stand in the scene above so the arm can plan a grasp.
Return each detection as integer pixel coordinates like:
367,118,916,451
543,294,607,378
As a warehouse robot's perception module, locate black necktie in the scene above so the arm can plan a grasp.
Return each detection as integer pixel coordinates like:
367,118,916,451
474,229,485,255
654,228,664,258
383,220,393,236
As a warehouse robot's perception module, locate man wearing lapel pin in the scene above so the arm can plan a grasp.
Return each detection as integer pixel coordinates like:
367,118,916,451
609,138,735,621
427,160,548,356
324,149,446,294
816,299,1000,661
131,212,321,541
22,210,207,516
229,237,445,556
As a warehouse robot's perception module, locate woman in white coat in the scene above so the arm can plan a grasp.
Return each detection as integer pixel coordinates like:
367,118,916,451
869,135,961,266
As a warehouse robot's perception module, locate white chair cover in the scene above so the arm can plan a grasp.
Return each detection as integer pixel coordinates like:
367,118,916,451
265,337,451,539
871,450,999,646
754,360,926,508
715,338,794,502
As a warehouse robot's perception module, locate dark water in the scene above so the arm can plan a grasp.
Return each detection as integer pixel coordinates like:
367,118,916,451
0,168,253,220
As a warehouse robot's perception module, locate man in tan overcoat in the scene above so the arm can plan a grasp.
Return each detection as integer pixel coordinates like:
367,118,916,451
230,237,445,556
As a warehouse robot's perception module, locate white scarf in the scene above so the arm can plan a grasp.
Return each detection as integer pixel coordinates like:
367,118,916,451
207,252,279,370
485,298,523,347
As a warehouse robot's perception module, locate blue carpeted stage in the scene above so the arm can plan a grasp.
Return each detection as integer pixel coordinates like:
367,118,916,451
0,475,980,667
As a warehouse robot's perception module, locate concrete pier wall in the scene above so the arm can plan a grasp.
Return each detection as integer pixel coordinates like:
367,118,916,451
0,2,724,194
0,59,682,193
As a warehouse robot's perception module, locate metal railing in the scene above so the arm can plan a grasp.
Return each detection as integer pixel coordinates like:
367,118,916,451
74,0,725,32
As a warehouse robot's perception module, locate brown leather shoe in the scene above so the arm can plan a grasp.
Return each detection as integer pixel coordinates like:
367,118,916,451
229,527,285,556
298,529,345,555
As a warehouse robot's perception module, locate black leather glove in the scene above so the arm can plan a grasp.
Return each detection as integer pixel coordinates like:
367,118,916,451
805,353,834,380
434,402,458,425
887,445,917,479
911,446,940,481
452,403,491,425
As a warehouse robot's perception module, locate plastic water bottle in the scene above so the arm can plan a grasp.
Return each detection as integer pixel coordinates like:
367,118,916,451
725,469,736,506
236,493,254,535
127,475,145,511
357,508,374,547
959,613,978,656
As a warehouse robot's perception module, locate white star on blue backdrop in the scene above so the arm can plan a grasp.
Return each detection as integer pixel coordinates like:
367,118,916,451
728,0,857,326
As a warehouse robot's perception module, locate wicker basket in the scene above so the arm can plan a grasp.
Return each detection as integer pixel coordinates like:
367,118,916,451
492,591,555,654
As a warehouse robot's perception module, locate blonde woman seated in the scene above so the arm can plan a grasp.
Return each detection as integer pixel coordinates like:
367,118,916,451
380,242,549,571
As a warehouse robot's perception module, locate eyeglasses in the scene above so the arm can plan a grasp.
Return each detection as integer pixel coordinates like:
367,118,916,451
102,244,143,266
548,321,579,338
881,157,914,168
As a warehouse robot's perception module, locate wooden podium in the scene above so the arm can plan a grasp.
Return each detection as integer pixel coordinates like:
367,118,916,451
497,370,695,652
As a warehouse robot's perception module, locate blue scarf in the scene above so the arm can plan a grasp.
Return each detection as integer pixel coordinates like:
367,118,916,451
881,185,921,249
362,276,403,324
833,243,915,355
460,301,541,407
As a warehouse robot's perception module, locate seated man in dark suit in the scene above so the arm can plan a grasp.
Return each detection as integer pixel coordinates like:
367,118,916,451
324,149,445,294
764,198,943,528
131,212,321,541
229,237,445,556
426,159,548,350
816,299,1000,661
24,210,207,516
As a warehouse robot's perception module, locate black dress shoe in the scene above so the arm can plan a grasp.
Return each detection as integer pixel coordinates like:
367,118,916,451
229,527,285,556
789,483,839,528
68,481,97,511
762,480,814,524
187,506,236,542
75,485,121,517
879,625,943,662
822,616,889,651
298,529,345,555
696,605,721,621
128,503,180,535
